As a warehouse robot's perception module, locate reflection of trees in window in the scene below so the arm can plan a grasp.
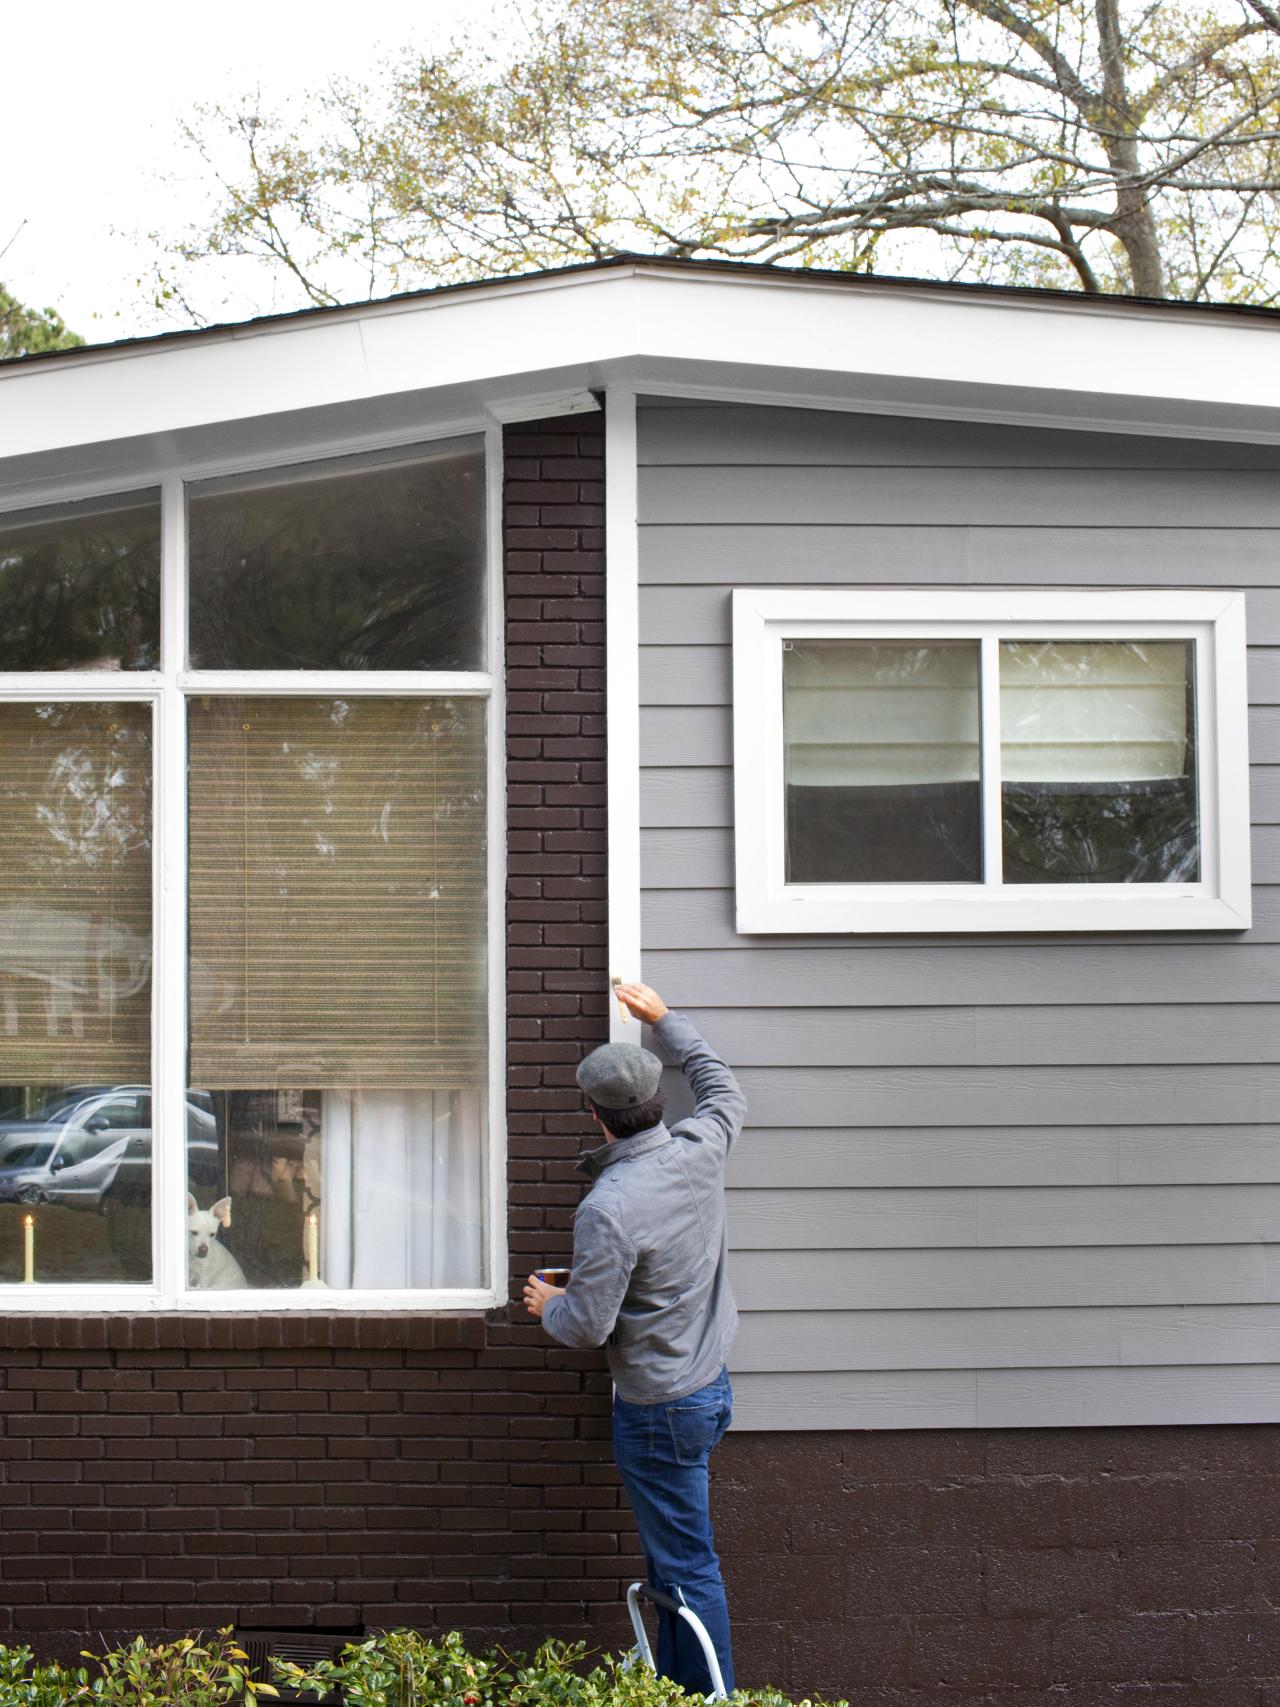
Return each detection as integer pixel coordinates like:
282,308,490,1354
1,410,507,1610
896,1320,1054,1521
28,704,153,878
188,447,485,670
1000,641,1199,886
1002,779,1200,884
0,703,152,1078
0,498,160,670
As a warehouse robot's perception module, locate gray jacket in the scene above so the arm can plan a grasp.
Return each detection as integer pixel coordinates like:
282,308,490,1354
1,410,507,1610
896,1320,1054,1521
541,1011,746,1403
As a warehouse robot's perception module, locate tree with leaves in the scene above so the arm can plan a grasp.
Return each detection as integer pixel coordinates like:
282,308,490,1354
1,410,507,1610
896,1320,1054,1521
159,0,1280,315
0,283,84,359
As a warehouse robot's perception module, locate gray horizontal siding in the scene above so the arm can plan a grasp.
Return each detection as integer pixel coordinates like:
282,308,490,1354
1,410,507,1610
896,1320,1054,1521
640,583,1280,643
731,1244,1279,1310
726,1125,1280,1187
642,528,1280,587
636,396,1280,1432
639,403,1280,470
708,1065,1280,1128
733,1305,1280,1371
673,1004,1280,1066
731,1365,1280,1430
642,466,1280,529
644,945,1280,1006
726,1184,1280,1247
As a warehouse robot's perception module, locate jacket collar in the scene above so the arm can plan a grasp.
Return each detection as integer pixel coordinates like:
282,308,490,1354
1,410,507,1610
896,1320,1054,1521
576,1121,672,1180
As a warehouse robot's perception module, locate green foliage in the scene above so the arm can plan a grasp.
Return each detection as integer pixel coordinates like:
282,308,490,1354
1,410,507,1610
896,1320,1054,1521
157,0,1280,316
81,1631,279,1705
0,285,84,360
271,1628,502,1707
0,1626,843,1707
0,1642,91,1706
0,1630,278,1706
271,1628,846,1707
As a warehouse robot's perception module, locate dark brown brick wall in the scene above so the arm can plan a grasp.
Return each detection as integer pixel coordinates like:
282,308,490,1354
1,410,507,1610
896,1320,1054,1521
716,1425,1280,1700
0,409,640,1665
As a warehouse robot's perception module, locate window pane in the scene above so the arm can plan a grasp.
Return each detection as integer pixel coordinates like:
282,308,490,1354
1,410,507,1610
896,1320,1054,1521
187,442,486,670
187,697,487,1290
0,703,153,1284
784,641,981,883
1000,640,1199,884
0,492,160,671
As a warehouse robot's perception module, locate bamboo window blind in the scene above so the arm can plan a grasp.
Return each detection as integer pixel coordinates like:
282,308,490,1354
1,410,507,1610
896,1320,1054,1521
0,702,152,1083
188,697,487,1091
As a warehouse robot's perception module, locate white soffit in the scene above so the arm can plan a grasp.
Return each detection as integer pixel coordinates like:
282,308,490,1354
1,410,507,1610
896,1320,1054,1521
4,265,1280,476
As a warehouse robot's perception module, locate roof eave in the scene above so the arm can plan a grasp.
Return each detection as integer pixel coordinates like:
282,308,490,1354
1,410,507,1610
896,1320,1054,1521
4,252,1278,381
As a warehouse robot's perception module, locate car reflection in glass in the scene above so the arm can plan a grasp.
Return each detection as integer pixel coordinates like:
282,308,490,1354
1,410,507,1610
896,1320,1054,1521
0,1089,218,1209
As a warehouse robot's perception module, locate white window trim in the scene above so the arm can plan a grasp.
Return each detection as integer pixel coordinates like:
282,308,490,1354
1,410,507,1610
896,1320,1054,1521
733,588,1252,935
605,390,642,1042
0,423,507,1311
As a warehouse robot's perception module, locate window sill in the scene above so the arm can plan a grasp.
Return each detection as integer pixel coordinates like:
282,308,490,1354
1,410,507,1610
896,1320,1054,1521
736,887,1253,934
0,1310,489,1351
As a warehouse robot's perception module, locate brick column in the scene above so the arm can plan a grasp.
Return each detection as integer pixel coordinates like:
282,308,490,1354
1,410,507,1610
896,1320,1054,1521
492,404,644,1641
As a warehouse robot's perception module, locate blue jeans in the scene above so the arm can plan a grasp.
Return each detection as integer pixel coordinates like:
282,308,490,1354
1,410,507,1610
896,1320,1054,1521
611,1366,734,1696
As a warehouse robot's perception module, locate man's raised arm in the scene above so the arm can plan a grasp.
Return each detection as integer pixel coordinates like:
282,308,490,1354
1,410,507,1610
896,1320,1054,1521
614,981,746,1155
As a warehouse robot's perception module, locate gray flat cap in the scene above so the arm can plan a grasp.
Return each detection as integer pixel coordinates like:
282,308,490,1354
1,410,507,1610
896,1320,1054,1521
576,1040,663,1110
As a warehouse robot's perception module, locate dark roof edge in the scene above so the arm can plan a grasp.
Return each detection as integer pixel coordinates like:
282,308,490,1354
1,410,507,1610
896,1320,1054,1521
4,251,1279,374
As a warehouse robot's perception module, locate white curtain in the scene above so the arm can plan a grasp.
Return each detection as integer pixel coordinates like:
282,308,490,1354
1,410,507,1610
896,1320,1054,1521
318,1089,485,1288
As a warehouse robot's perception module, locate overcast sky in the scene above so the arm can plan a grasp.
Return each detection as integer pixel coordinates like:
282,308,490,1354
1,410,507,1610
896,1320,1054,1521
0,0,494,345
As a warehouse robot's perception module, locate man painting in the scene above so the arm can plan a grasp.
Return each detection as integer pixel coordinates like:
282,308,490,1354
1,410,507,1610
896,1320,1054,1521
523,981,745,1695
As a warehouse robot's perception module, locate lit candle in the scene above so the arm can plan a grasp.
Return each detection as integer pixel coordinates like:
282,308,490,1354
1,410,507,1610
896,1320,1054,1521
306,1212,319,1284
22,1214,34,1284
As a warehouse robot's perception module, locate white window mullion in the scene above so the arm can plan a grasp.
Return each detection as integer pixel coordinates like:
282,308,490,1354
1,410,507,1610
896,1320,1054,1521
177,671,493,697
979,635,1004,888
155,478,189,1306
604,389,641,1042
0,675,163,700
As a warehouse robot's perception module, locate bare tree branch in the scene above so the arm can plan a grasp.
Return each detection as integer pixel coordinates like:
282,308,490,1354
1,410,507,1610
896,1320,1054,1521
148,0,1280,319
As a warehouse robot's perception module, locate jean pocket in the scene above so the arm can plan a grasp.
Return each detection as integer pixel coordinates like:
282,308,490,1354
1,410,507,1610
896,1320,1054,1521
666,1397,726,1466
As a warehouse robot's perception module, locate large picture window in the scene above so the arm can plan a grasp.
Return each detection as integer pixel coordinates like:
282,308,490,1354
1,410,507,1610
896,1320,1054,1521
0,435,499,1307
735,589,1250,933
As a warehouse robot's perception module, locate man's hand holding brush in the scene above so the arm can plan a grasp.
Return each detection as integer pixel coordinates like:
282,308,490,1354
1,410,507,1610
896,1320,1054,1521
611,980,669,1025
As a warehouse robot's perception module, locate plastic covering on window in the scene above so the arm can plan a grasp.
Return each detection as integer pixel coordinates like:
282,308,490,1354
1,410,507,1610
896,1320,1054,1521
783,640,981,883
1000,640,1199,884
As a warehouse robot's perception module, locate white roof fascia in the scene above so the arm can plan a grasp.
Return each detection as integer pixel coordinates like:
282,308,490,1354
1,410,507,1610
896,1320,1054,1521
4,264,1280,472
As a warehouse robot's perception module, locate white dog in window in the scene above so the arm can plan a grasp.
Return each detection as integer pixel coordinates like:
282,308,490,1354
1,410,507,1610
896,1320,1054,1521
187,1193,249,1289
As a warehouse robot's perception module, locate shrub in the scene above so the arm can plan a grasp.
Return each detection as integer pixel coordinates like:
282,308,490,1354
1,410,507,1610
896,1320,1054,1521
0,1627,846,1707
0,1630,278,1706
272,1629,847,1707
0,1643,91,1706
